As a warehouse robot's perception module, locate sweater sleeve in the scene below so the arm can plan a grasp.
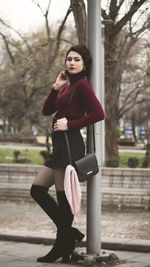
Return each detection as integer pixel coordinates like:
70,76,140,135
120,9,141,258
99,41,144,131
67,80,104,130
42,87,59,115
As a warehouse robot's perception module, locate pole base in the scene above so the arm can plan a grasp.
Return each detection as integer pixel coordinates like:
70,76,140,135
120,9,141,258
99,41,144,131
71,250,113,265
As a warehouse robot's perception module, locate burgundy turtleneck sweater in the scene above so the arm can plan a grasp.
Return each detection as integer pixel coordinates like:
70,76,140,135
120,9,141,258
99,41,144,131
42,73,104,130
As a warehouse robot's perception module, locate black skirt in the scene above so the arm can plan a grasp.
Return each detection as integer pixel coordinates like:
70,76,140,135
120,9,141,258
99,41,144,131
44,118,85,169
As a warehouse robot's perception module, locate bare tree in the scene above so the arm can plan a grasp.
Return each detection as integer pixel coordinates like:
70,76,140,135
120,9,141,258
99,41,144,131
1,0,150,160
102,0,150,159
67,0,150,159
31,0,72,67
0,1,77,137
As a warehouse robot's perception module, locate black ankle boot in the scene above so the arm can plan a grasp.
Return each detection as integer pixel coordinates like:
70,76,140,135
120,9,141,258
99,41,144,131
61,227,85,263
37,229,72,263
37,244,62,263
37,231,64,263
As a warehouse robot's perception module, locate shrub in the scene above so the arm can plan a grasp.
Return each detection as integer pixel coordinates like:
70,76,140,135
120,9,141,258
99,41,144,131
13,150,21,160
128,157,139,168
13,150,31,163
116,127,122,138
105,157,119,167
15,158,31,163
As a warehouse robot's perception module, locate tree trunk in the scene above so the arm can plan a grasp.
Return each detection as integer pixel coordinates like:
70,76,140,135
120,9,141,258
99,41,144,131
142,144,150,168
104,26,119,159
105,76,119,159
105,115,118,159
131,115,137,143
70,0,86,45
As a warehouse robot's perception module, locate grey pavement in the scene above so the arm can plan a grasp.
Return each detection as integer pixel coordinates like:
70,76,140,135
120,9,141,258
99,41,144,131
0,143,46,150
1,240,150,267
0,200,150,266
1,201,150,243
0,240,76,267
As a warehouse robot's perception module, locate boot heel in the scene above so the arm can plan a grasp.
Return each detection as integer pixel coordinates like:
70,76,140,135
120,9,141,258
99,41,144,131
62,254,70,263
76,231,85,242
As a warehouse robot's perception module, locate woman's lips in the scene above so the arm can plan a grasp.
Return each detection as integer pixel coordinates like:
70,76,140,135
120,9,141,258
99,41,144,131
69,67,75,70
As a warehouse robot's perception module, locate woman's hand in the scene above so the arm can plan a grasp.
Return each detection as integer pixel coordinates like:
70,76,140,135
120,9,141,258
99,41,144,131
54,117,68,131
53,71,69,91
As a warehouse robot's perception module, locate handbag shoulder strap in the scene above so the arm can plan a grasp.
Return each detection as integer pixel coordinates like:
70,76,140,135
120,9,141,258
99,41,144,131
87,124,96,153
64,125,96,166
64,83,77,165
92,124,96,153
64,131,73,165
65,84,78,110
64,82,96,164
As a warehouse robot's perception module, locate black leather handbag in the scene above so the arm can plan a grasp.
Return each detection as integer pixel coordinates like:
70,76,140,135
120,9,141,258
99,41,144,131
64,85,99,182
64,127,99,182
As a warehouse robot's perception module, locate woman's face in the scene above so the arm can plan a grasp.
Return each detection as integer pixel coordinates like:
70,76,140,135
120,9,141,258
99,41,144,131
66,51,84,75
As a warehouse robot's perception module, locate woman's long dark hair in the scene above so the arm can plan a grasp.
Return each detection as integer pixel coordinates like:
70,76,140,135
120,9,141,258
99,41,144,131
65,45,92,79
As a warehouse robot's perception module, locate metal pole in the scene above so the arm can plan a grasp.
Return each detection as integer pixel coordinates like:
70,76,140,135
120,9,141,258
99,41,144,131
101,25,105,166
87,0,103,255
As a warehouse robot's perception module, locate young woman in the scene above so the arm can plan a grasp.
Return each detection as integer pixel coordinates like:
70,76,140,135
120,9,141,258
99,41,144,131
30,44,104,263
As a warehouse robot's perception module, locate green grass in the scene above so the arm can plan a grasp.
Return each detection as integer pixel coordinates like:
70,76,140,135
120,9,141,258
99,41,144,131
119,152,147,168
0,148,45,165
0,147,149,168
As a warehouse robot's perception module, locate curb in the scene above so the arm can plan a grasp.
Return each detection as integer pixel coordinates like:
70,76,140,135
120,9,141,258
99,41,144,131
102,238,150,252
0,233,150,252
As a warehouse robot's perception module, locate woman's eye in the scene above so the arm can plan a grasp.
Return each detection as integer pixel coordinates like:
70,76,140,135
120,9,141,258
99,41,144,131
67,57,81,62
67,57,72,61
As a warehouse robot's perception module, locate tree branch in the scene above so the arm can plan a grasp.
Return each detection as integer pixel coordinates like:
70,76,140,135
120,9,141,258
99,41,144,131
118,98,150,119
31,0,51,43
44,1,52,44
101,8,110,20
132,20,150,37
117,16,150,64
31,0,45,16
55,6,72,51
50,6,72,65
118,79,150,119
117,0,124,11
0,18,32,54
127,63,150,76
109,0,118,21
114,0,147,36
0,32,15,64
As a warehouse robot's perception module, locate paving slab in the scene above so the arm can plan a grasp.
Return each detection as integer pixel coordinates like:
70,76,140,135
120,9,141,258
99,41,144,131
114,250,150,265
114,263,148,267
1,200,150,241
0,241,78,267
115,250,149,260
1,241,150,267
1,201,150,266
1,230,150,253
